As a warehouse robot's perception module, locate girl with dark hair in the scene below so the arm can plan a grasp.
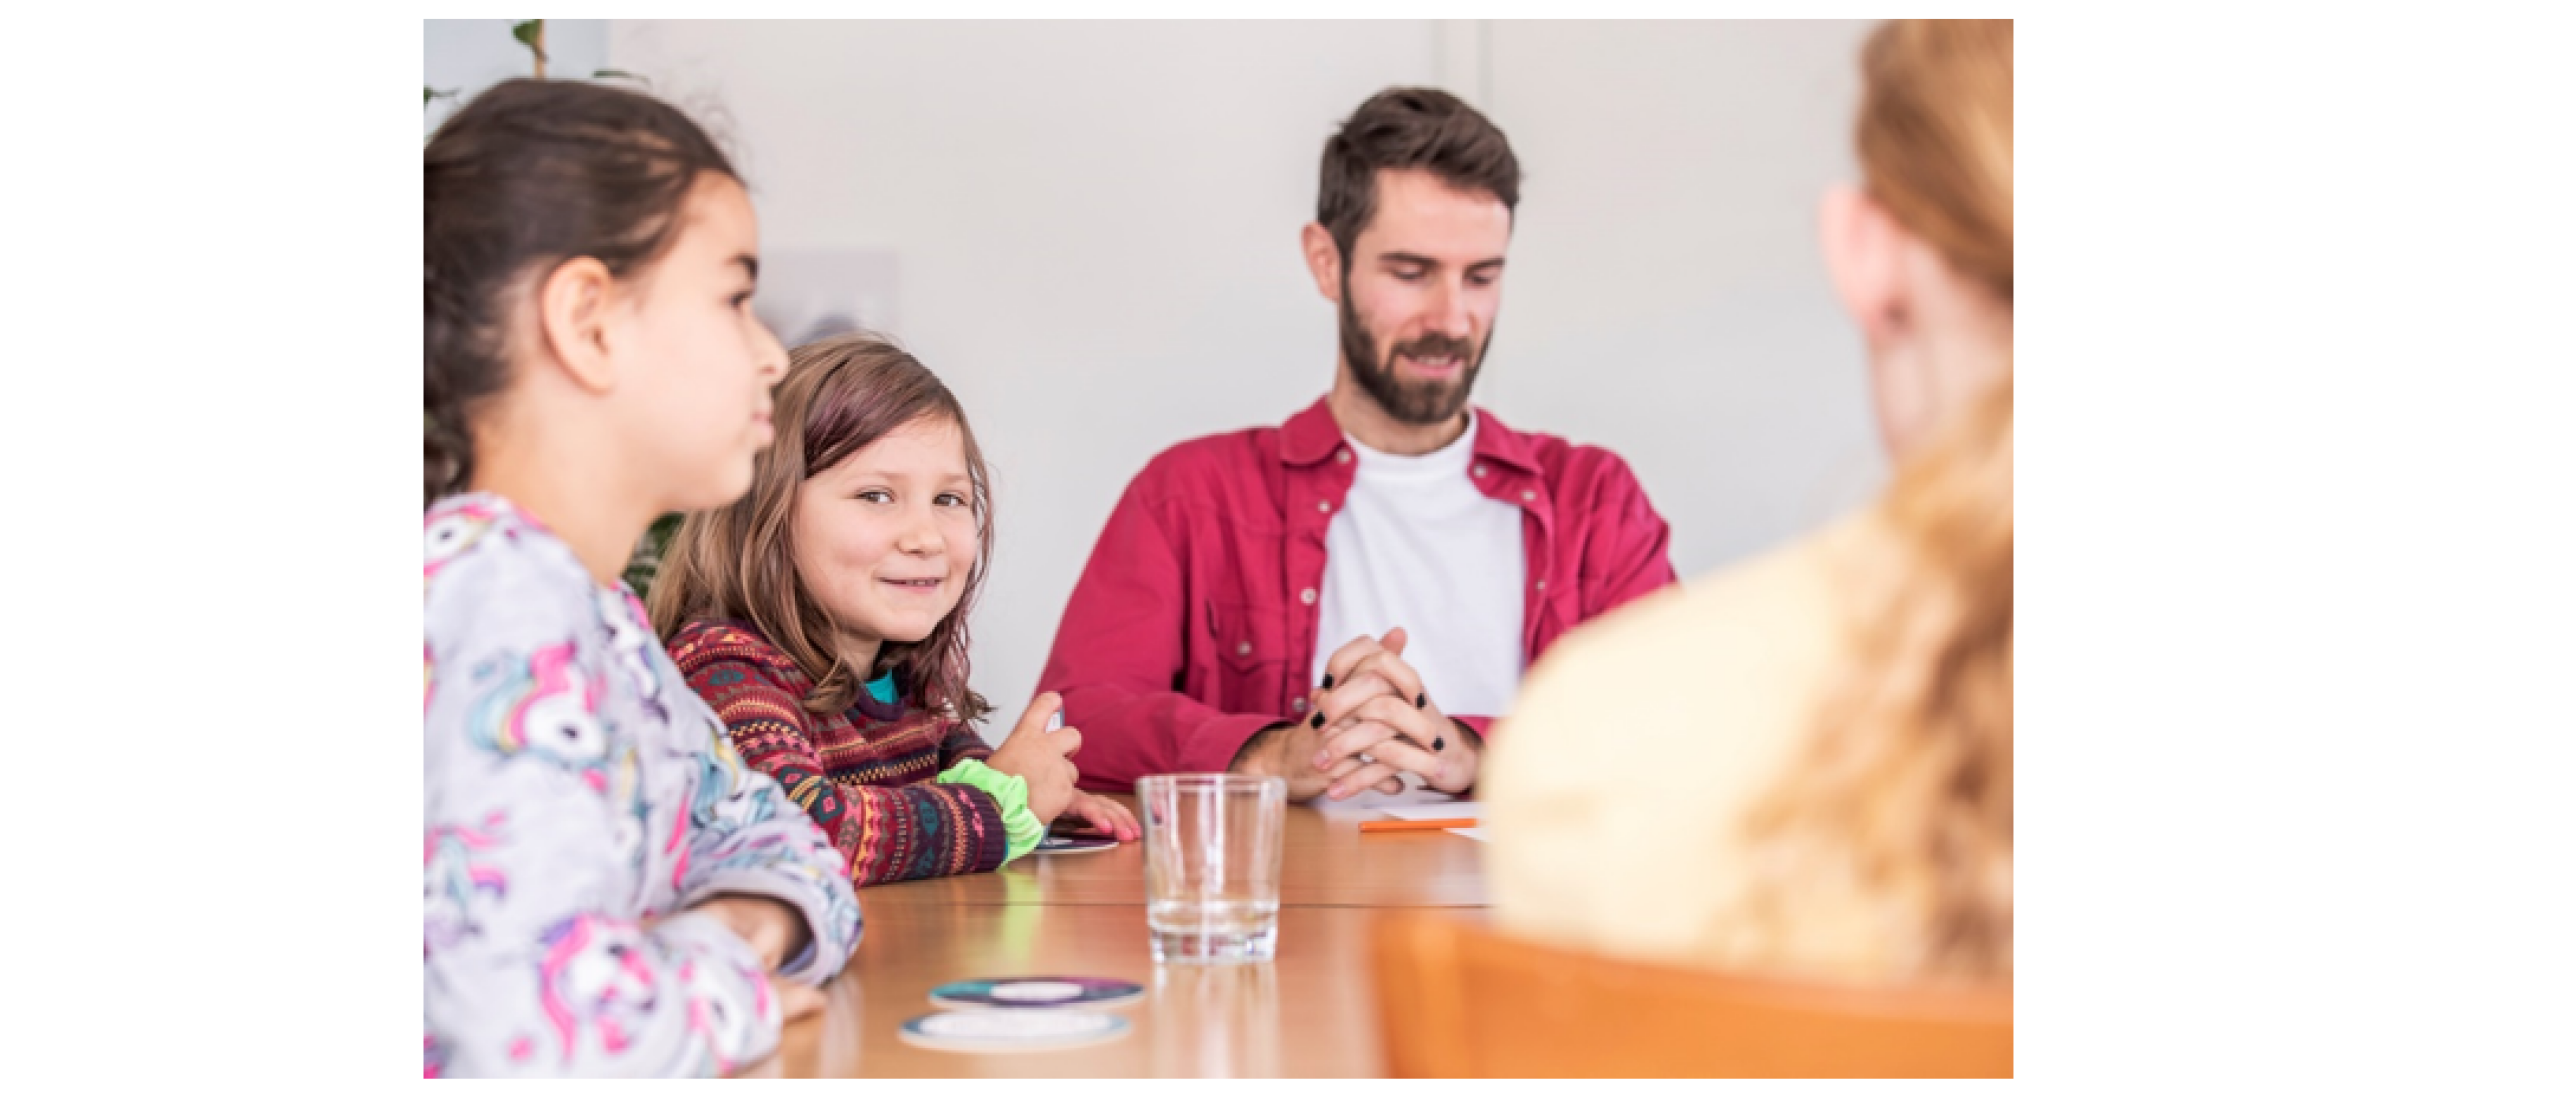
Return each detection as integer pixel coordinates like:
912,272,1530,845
423,79,861,1077
652,333,1140,889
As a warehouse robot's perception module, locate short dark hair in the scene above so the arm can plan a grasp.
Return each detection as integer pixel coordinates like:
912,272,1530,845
1316,87,1521,257
424,78,737,507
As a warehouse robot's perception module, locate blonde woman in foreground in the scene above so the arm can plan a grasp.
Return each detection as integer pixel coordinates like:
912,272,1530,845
1484,18,2013,984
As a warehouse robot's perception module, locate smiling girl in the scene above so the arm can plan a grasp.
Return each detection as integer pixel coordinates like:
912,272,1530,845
650,334,1138,888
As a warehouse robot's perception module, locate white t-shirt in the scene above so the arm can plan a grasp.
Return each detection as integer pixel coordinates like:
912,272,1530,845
1314,414,1527,717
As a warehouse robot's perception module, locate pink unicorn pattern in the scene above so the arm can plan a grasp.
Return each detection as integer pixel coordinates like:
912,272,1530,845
467,640,611,788
424,814,510,957
532,916,661,1066
425,492,859,1077
424,500,504,591
597,586,672,721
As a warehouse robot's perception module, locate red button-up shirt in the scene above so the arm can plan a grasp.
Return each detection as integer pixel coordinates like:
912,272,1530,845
1038,396,1677,791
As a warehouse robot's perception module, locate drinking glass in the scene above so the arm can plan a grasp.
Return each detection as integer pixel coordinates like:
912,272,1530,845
1137,773,1287,963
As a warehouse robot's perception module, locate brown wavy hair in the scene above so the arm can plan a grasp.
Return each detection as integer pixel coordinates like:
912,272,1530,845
1732,18,2014,980
648,333,995,720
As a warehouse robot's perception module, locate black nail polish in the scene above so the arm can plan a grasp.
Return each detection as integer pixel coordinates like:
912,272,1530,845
1415,693,1428,710
1311,712,1326,729
1433,736,1445,751
1320,673,1334,689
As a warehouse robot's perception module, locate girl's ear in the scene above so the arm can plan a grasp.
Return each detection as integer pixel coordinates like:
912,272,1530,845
537,256,620,394
1818,184,1912,346
1300,221,1344,306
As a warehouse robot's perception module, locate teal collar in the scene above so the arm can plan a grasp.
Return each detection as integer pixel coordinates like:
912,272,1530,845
862,669,898,706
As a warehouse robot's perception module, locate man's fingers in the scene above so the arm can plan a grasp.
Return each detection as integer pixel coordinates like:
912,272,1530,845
1321,720,1435,781
1314,713,1401,769
1329,699,1444,775
1314,670,1406,728
1321,635,1383,690
1325,759,1404,801
1353,694,1438,746
1341,649,1425,704
1351,735,1439,779
1324,751,1368,783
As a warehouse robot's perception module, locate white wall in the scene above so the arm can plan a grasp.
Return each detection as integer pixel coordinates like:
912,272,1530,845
608,20,1440,737
466,20,1882,737
1480,20,1884,571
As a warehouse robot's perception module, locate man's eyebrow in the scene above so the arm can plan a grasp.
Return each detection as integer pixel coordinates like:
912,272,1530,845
731,253,760,281
1375,252,1505,274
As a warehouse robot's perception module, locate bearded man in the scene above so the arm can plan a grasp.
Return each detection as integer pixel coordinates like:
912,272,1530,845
1038,87,1676,801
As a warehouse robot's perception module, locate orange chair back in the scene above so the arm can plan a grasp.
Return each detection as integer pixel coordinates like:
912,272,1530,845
1369,911,2011,1078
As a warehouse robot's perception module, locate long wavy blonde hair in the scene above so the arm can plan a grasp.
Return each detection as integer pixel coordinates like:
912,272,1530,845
1731,18,2014,981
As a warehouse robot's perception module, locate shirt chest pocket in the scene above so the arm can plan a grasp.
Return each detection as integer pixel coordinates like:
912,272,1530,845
1207,600,1288,685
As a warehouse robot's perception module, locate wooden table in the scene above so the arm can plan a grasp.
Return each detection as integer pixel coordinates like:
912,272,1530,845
740,795,1486,1077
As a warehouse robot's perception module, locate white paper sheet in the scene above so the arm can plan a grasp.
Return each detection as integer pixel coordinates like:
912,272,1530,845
1307,781,1452,817
1379,801,1482,821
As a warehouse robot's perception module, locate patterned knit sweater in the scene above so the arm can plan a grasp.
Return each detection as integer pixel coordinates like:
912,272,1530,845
667,620,1011,888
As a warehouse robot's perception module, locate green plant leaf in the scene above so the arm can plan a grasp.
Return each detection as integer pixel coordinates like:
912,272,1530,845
424,86,459,106
511,19,547,62
591,68,649,88
621,512,686,598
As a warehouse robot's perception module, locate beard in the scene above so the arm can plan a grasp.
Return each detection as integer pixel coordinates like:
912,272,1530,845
1337,281,1494,427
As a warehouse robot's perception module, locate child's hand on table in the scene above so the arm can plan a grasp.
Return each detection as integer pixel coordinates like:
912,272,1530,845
1053,791,1142,841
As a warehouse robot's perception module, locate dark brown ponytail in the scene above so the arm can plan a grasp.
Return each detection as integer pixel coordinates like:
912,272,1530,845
424,78,739,507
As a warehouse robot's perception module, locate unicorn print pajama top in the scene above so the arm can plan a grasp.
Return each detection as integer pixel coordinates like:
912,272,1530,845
424,493,863,1077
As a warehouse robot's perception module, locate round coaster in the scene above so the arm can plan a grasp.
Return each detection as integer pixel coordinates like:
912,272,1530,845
929,976,1146,1011
896,1010,1131,1053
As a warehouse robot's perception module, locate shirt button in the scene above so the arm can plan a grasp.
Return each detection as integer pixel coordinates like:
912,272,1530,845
1237,641,1253,657
1336,449,1350,464
1522,489,1537,503
1293,696,1308,713
1536,579,1547,591
1300,587,1317,605
1473,465,1487,478
1317,499,1332,514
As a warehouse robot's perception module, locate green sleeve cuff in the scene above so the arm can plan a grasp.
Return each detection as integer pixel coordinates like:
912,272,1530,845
938,759,1045,864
